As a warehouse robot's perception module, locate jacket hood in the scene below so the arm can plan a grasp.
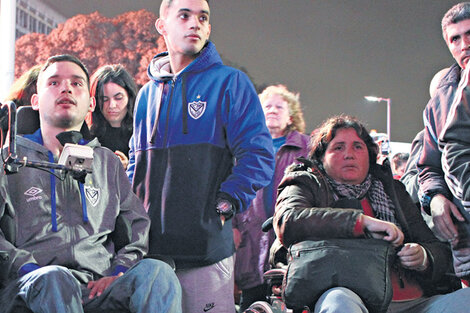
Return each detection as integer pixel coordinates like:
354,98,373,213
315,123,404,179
438,63,460,89
147,41,223,82
146,41,224,141
22,128,99,150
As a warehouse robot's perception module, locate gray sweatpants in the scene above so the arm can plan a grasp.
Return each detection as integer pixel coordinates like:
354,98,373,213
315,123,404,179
176,255,235,313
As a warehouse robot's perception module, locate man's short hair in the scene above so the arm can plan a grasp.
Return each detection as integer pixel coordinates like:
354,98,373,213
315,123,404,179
40,54,90,88
160,0,210,18
391,152,409,170
442,2,470,40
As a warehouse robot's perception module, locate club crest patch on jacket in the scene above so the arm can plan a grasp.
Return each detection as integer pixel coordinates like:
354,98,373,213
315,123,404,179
188,99,206,120
84,186,100,207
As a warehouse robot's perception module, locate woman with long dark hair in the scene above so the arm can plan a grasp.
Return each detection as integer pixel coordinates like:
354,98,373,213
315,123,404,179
89,64,137,168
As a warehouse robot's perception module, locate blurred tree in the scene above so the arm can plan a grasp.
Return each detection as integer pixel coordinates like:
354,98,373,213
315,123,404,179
15,10,166,87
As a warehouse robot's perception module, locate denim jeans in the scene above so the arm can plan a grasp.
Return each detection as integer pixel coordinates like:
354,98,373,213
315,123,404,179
314,287,368,313
1,259,182,313
387,288,470,313
314,286,470,313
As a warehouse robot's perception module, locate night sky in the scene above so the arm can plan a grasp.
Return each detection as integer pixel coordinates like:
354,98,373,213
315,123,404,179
42,0,464,143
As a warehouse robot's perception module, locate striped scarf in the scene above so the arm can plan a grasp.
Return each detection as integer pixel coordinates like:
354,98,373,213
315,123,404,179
326,174,400,227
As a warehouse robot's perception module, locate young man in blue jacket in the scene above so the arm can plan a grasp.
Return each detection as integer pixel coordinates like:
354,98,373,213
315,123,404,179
0,54,182,313
127,0,275,311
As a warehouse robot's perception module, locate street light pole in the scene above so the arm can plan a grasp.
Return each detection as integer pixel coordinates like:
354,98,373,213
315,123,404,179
365,96,392,141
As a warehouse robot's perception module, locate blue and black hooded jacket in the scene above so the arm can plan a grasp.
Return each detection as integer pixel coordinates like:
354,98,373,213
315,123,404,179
127,41,275,268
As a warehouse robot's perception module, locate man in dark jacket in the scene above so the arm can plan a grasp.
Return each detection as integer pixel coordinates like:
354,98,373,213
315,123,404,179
0,54,182,313
418,2,470,280
127,0,275,312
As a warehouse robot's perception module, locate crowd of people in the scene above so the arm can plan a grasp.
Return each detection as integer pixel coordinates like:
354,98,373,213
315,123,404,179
3,0,470,312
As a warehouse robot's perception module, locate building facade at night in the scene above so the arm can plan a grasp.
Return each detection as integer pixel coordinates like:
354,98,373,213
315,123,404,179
12,0,64,39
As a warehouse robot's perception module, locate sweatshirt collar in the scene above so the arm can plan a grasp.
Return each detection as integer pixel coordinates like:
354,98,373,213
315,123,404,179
147,41,222,82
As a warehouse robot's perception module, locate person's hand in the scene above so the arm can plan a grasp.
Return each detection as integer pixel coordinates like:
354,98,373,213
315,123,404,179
397,243,429,271
430,194,464,244
361,215,404,247
114,150,129,169
87,273,123,299
220,215,226,226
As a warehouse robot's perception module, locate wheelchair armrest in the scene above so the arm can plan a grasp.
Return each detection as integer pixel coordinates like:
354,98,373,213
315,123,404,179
263,268,286,281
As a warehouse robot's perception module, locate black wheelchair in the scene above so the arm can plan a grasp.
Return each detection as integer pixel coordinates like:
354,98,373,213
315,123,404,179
242,217,313,313
243,268,311,313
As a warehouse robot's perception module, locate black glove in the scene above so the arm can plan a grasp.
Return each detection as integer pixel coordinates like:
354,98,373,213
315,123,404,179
262,217,274,232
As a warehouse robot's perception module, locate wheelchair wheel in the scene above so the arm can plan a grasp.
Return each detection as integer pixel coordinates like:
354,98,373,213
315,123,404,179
244,301,276,313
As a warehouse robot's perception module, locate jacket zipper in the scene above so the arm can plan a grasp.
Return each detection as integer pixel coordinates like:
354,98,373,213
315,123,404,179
63,173,75,262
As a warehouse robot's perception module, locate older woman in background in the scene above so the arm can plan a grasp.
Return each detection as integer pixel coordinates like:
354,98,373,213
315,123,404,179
233,84,310,311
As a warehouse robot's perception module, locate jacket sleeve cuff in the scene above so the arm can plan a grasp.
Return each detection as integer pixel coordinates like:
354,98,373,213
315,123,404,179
353,215,365,237
111,265,128,276
415,246,429,272
19,263,41,277
216,192,240,213
419,191,450,215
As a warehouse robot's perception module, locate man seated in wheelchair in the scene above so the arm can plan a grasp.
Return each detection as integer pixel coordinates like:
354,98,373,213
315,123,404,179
269,115,470,313
0,54,181,312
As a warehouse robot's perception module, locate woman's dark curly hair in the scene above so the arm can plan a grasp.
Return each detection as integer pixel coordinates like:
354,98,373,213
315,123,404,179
309,115,378,167
89,64,137,139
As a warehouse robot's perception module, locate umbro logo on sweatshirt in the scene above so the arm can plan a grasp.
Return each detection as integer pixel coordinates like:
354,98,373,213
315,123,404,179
25,187,43,202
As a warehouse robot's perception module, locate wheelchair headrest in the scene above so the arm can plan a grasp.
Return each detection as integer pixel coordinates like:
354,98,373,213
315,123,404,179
17,106,40,135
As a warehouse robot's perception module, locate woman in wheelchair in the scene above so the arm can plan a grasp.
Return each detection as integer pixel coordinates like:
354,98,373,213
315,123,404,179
267,115,470,313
